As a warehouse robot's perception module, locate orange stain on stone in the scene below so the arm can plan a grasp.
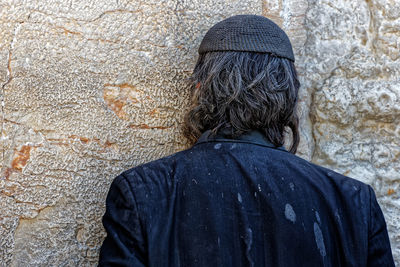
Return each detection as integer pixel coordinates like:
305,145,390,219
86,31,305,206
63,28,81,36
104,140,113,147
69,135,90,144
11,146,32,171
149,109,158,117
68,135,114,148
113,83,135,90
103,90,126,119
79,137,90,144
103,83,144,119
387,188,395,195
4,168,13,179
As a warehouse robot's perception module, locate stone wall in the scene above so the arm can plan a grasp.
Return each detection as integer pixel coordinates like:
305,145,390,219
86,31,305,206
0,0,398,265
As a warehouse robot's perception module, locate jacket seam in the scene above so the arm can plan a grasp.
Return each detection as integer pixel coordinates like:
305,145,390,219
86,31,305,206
120,172,148,248
367,185,372,241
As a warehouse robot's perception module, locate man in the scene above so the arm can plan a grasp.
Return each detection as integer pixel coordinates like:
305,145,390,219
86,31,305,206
99,15,394,266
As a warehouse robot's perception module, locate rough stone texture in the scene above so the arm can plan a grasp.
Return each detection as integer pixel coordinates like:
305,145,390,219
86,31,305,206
0,0,262,266
0,0,399,266
302,0,400,264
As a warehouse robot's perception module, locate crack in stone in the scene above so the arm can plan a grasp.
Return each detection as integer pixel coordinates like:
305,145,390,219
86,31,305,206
53,25,122,45
299,0,316,160
309,66,340,162
365,0,378,56
29,8,143,23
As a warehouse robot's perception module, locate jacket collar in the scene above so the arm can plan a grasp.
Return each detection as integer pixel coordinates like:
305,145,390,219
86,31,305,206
195,129,288,152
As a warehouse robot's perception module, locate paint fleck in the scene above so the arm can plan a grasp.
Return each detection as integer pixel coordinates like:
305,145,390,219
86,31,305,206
254,192,257,197
214,143,222,149
353,186,358,191
217,236,221,247
314,222,326,257
335,210,341,225
315,211,321,224
289,182,295,191
237,193,243,203
257,184,262,192
230,143,237,150
285,203,296,223
244,228,254,267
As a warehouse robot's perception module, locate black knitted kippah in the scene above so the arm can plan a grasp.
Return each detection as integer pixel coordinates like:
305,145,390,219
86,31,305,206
198,15,295,62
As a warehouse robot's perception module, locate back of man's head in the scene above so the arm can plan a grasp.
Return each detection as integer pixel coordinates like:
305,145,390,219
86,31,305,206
184,15,300,153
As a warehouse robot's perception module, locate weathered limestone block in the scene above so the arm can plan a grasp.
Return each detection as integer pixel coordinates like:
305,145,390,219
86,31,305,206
304,0,400,264
0,0,262,265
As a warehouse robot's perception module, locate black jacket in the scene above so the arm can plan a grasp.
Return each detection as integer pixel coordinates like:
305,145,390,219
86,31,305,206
99,131,394,266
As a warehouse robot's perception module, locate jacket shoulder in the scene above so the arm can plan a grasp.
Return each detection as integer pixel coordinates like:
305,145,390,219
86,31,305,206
121,147,190,178
290,153,371,193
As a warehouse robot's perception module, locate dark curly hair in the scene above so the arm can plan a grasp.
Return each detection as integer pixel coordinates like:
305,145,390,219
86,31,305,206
183,51,300,153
